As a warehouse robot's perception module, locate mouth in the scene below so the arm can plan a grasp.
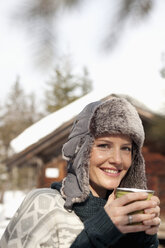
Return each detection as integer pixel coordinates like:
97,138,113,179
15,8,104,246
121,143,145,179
100,168,121,177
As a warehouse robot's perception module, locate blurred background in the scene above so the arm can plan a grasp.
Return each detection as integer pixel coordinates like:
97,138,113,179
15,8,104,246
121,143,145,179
0,0,165,246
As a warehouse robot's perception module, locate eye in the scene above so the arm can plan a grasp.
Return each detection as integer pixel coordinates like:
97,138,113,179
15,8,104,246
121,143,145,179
96,143,109,149
122,146,132,152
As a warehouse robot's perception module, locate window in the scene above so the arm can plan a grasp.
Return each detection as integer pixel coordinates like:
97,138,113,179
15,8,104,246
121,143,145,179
45,168,60,178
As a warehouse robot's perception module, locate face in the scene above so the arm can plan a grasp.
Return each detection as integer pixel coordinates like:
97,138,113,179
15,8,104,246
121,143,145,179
89,134,132,198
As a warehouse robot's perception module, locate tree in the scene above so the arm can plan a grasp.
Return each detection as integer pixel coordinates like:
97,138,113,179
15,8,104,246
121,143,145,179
12,0,83,67
0,78,42,161
44,60,92,113
103,0,153,50
12,0,154,67
0,78,44,192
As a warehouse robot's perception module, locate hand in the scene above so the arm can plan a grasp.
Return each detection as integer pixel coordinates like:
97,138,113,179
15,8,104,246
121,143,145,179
104,191,158,234
143,195,161,235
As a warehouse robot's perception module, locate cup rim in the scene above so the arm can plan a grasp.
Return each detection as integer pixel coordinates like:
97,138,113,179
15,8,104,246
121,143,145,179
116,187,154,194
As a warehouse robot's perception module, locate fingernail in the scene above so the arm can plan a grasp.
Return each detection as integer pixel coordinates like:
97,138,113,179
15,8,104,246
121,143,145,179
144,225,150,229
144,209,150,214
142,193,148,197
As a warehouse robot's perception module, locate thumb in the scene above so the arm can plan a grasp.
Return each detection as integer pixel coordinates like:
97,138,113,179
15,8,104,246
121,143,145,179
107,190,116,204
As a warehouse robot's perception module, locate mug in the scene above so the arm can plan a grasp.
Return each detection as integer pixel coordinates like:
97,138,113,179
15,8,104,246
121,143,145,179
115,187,154,225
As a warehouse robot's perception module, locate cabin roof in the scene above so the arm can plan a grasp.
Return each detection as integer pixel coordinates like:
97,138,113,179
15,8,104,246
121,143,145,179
7,91,155,167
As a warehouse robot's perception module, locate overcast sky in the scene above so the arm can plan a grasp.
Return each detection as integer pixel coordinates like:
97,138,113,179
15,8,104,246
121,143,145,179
0,0,165,113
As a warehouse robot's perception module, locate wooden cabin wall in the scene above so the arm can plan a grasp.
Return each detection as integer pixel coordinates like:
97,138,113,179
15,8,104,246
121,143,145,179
38,156,67,188
143,147,165,220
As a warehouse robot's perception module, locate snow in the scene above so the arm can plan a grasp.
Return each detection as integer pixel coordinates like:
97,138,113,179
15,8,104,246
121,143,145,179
10,89,110,153
10,85,165,154
0,190,26,238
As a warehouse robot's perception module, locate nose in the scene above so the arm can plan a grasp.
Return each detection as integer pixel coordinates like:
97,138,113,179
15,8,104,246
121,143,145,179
108,148,122,165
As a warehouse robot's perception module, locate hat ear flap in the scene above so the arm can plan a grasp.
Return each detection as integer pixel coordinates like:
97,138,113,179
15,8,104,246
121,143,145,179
120,144,147,189
61,134,93,209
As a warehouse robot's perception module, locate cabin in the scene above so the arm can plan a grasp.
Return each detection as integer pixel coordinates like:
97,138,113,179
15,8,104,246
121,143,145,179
6,92,165,242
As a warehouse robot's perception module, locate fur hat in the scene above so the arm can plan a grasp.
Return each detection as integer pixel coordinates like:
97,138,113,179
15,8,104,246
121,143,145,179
61,97,147,209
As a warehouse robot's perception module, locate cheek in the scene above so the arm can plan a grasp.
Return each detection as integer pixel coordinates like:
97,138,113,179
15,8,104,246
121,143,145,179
123,154,132,169
121,170,128,179
120,164,131,181
90,150,106,167
121,156,132,178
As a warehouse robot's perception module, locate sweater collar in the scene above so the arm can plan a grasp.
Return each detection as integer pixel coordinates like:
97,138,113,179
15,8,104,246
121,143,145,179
51,181,112,223
73,191,112,222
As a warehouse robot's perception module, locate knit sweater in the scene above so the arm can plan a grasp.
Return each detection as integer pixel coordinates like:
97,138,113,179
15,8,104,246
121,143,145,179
0,184,159,248
0,188,84,248
52,182,159,248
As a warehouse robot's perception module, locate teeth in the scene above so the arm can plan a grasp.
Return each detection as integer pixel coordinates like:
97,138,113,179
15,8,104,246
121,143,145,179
103,169,119,174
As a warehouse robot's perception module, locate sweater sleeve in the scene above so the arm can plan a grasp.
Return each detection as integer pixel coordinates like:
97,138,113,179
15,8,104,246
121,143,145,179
70,208,159,248
70,207,124,248
111,232,159,248
141,233,159,248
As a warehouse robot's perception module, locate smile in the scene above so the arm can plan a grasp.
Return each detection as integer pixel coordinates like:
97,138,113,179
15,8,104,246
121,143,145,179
101,168,121,176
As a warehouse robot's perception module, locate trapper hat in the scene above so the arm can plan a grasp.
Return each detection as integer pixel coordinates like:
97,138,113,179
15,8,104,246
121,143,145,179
61,97,147,209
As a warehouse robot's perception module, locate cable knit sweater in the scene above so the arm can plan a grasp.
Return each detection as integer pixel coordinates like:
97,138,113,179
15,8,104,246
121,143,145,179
53,182,159,248
0,188,84,248
0,183,159,248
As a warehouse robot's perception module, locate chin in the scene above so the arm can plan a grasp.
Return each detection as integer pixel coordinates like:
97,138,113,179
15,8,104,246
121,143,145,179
104,181,120,190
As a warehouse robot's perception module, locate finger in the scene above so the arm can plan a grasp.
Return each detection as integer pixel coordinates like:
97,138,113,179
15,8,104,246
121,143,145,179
145,225,160,235
114,192,149,206
123,200,157,215
144,206,160,216
128,213,155,225
130,213,156,225
114,213,155,226
143,217,161,227
150,196,160,205
106,190,116,204
119,224,150,234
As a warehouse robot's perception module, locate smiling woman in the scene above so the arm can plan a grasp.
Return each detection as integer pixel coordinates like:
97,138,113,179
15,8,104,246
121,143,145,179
89,135,132,198
0,97,161,248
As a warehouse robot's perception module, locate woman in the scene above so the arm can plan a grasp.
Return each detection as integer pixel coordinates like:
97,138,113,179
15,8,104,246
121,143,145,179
0,97,160,248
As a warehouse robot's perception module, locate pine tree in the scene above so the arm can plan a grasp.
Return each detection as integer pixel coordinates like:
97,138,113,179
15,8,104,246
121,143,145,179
0,78,42,161
45,60,92,113
0,78,43,192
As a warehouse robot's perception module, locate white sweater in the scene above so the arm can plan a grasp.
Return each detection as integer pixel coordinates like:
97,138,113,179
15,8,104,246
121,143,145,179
0,188,84,248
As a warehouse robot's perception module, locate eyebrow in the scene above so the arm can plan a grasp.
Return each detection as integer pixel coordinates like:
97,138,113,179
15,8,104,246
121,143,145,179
122,143,132,146
95,139,132,146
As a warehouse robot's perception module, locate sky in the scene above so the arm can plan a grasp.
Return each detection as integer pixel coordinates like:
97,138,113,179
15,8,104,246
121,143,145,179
0,0,165,113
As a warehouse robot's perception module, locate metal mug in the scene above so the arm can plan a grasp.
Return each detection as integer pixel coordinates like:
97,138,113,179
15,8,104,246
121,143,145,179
115,187,154,225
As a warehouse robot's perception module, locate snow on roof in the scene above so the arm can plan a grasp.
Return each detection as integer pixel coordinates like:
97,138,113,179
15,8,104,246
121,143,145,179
10,83,165,154
10,89,109,153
